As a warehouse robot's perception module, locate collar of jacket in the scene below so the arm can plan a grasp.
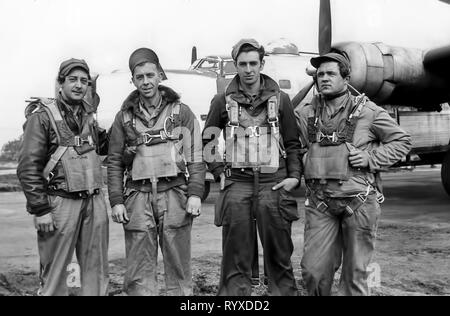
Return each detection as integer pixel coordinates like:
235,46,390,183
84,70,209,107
311,91,354,117
121,85,180,112
57,93,95,115
226,73,280,107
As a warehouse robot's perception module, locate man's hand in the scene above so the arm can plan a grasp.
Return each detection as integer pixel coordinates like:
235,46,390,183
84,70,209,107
272,178,300,192
349,149,370,168
112,204,129,224
186,195,202,217
34,213,57,233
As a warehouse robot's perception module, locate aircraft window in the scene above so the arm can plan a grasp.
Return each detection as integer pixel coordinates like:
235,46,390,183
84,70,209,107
189,59,201,70
198,59,219,71
223,61,237,75
279,80,291,89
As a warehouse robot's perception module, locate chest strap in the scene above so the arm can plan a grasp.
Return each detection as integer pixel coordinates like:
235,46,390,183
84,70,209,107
225,94,280,137
124,102,181,147
308,94,367,145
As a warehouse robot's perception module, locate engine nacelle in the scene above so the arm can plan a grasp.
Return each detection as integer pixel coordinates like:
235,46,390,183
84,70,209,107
333,42,449,108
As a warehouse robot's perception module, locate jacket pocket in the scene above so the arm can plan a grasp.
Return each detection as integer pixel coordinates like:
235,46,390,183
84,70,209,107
278,188,300,222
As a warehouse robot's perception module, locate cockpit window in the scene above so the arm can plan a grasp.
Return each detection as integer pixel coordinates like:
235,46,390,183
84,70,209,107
223,61,237,75
198,59,219,72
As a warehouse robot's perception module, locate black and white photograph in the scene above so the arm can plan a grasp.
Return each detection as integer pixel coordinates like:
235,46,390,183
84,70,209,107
0,0,449,299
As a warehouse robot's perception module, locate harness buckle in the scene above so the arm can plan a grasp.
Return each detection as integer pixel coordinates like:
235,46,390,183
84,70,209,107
163,117,174,139
249,126,260,138
317,131,338,144
376,192,385,204
74,135,94,147
159,130,168,140
356,185,371,203
316,201,329,213
228,122,239,137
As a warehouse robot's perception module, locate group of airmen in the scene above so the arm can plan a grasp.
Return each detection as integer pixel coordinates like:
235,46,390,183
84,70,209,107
16,38,412,296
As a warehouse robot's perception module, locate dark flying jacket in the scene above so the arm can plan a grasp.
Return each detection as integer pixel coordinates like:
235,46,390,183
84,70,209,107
17,97,108,217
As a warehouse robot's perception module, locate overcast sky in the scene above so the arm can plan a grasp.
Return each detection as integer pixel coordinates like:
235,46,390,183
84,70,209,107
1,0,450,147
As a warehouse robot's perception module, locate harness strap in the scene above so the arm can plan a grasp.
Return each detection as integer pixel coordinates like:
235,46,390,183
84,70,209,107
151,177,159,213
124,102,182,147
43,146,68,180
308,94,367,146
42,100,62,145
308,190,369,218
41,100,65,180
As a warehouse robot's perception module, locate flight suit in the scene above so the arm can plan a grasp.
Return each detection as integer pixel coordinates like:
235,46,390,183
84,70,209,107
203,74,302,296
17,97,109,296
107,86,205,296
296,92,412,296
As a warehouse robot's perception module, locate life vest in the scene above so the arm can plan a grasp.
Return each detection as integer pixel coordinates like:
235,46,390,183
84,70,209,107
224,94,285,174
28,98,103,193
304,94,367,181
123,101,186,181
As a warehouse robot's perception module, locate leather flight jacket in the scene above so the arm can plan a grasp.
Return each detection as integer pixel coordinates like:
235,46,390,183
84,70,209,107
30,98,103,196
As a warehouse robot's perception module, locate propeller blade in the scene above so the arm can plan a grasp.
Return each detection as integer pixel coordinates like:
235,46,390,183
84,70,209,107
292,80,315,108
319,0,332,55
191,46,198,65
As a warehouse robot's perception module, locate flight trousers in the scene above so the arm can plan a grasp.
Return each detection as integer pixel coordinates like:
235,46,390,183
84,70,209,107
122,185,193,296
301,192,381,296
215,181,299,296
37,192,109,296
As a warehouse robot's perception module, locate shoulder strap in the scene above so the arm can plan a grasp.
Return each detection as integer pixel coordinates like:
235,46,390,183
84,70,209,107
43,146,68,181
267,93,280,137
170,101,182,127
39,99,68,181
40,99,63,145
345,94,368,143
225,95,240,127
267,93,279,122
348,94,367,120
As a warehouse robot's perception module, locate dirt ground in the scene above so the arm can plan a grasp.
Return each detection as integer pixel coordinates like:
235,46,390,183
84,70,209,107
1,167,449,296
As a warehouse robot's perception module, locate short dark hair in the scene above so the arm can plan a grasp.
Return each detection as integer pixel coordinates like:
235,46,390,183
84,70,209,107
236,44,265,62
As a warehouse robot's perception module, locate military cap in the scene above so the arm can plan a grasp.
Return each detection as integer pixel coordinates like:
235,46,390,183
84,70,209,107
231,38,263,61
58,58,90,79
129,48,167,80
310,52,351,69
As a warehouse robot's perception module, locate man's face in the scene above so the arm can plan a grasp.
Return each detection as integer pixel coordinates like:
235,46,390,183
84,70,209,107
60,69,89,102
235,51,264,87
132,62,162,99
316,61,349,97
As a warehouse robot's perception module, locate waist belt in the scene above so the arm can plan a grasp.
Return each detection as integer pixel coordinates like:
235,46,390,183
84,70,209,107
48,188,100,200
